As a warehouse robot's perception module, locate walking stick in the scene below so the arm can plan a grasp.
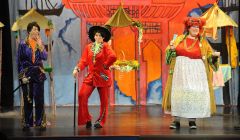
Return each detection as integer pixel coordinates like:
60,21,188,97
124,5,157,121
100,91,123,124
12,77,31,94
73,78,77,128
12,84,24,94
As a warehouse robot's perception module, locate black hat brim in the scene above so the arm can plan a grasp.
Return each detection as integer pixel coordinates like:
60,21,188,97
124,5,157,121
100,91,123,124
88,26,111,42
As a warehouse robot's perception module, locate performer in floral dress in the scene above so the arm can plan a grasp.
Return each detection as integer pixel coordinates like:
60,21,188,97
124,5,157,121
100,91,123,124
162,17,220,129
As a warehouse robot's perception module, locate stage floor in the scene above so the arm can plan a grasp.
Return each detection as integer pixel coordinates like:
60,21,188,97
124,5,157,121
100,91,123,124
0,105,240,140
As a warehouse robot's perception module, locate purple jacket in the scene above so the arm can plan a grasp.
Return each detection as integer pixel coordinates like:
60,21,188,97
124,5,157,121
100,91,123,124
17,40,48,83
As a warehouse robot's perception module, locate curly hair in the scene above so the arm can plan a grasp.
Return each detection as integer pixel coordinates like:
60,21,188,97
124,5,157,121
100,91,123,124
184,17,206,30
27,21,40,34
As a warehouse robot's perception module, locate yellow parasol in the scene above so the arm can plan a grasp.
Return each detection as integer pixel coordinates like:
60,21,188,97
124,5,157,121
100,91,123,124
201,3,238,40
105,4,133,27
0,22,4,28
11,8,53,31
201,3,238,68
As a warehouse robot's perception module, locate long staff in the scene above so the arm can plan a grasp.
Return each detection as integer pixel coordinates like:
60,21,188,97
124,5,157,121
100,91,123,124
73,79,77,128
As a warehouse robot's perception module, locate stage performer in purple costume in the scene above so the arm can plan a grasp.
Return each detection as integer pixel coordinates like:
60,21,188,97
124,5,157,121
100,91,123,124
72,26,116,128
17,22,48,130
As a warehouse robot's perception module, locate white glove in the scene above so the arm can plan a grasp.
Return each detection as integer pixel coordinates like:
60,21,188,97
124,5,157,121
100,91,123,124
213,51,220,57
22,77,30,84
109,65,120,70
72,67,79,78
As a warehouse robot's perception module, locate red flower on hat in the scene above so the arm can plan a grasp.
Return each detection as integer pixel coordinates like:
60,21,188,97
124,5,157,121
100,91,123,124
184,17,206,29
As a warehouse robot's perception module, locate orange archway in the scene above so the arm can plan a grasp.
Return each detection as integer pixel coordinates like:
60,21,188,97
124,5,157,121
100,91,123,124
62,0,217,105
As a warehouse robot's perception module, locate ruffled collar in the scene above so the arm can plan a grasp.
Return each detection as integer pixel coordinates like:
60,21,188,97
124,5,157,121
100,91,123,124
91,42,103,63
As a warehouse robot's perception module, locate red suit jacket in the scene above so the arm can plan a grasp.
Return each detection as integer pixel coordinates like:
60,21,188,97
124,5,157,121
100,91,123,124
77,42,117,87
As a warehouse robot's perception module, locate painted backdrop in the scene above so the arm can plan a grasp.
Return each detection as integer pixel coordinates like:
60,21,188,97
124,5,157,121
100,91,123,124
12,0,225,106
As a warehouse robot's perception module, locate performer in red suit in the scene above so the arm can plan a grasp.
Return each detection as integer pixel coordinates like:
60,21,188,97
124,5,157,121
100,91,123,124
72,26,116,128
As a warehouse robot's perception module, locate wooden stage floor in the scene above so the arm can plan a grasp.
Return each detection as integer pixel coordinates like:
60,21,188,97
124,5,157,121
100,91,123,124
0,105,240,140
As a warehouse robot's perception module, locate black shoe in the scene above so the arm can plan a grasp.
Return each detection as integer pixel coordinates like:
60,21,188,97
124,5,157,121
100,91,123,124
22,124,32,131
189,121,197,129
86,121,92,128
94,122,103,129
22,124,30,131
169,121,180,129
35,125,46,131
234,125,240,130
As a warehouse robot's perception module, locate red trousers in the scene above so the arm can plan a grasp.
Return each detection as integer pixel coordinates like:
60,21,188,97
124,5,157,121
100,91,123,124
78,83,109,126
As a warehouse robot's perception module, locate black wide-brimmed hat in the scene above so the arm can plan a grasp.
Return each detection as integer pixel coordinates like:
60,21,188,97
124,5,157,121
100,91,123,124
88,26,111,42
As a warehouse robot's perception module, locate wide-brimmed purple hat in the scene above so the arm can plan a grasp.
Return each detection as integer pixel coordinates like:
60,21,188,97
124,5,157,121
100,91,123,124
88,26,111,42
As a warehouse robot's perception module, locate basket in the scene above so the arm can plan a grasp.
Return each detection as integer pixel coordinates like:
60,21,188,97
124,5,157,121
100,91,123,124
111,50,139,72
